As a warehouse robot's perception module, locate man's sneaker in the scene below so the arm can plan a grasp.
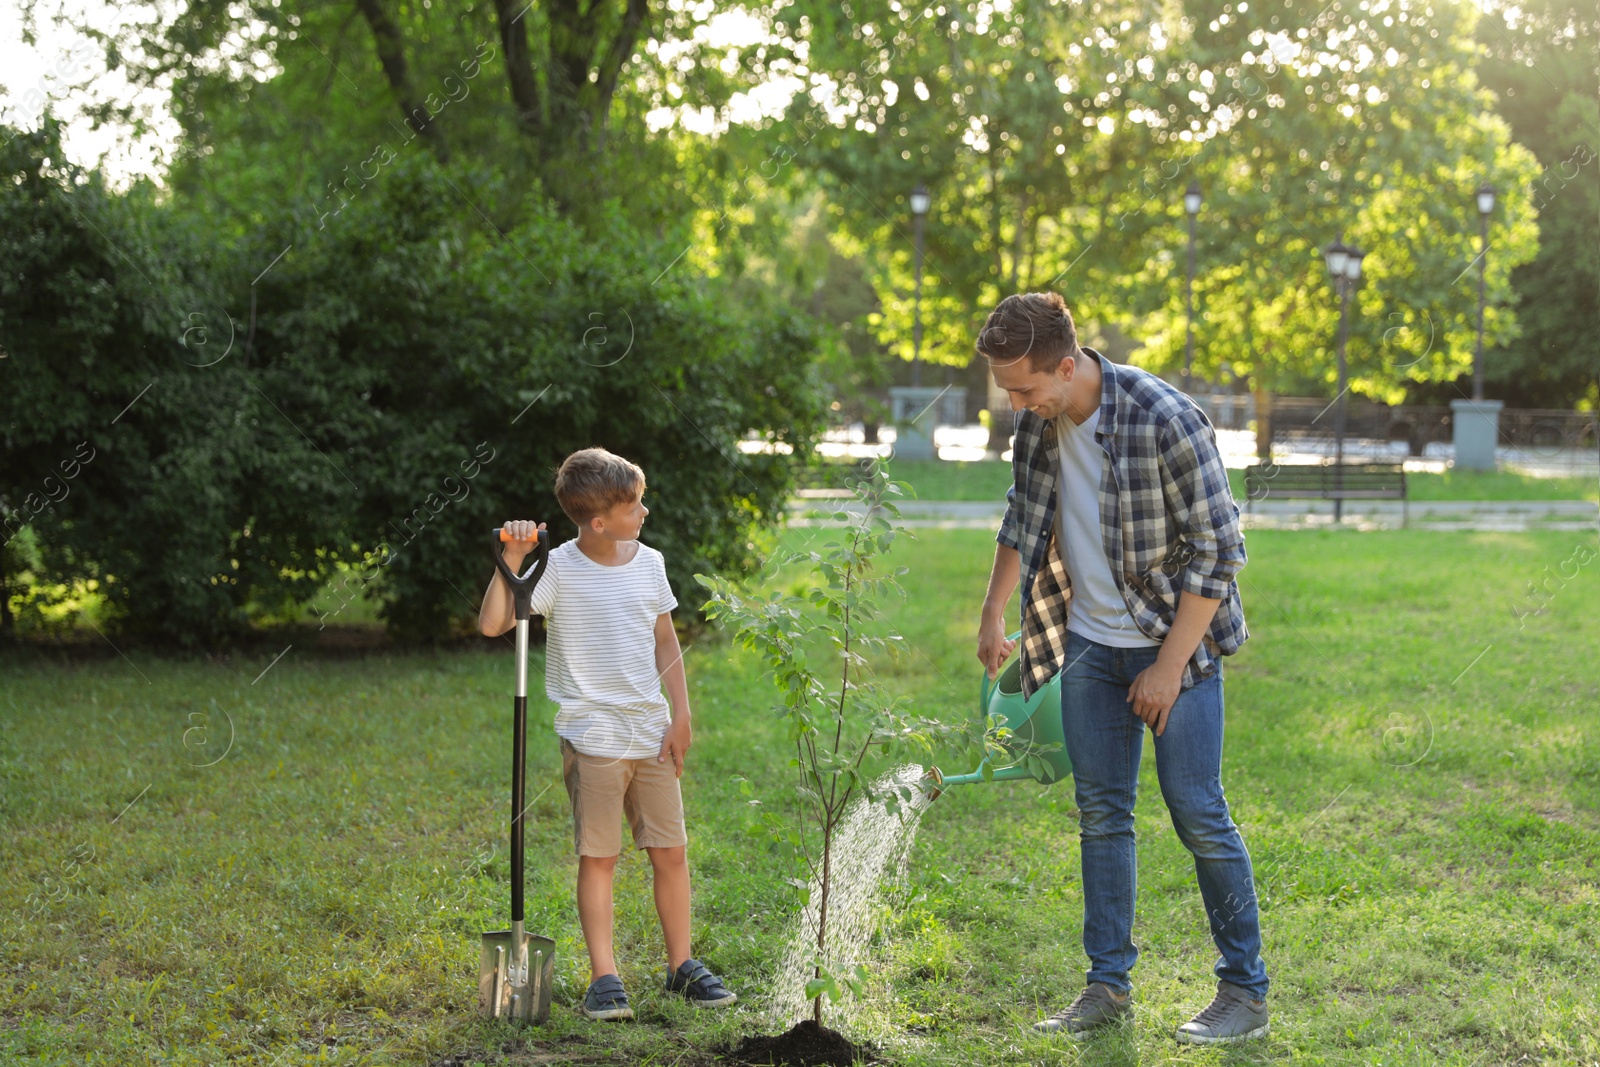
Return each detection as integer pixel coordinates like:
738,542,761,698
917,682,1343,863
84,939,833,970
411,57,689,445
1032,982,1133,1037
579,973,634,1021
665,958,738,1008
1175,980,1269,1044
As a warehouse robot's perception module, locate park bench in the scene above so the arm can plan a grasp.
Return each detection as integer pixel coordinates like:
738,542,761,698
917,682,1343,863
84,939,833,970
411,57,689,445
1243,463,1409,525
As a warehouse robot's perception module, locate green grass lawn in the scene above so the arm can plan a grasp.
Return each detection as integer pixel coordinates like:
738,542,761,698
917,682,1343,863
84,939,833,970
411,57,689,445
4,527,1599,1065
803,458,1599,503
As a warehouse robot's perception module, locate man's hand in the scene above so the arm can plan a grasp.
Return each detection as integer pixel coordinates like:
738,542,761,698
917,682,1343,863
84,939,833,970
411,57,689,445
1127,659,1183,736
658,716,691,777
977,615,1018,681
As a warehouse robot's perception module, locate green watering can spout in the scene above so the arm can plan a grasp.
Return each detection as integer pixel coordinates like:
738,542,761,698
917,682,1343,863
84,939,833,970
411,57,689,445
924,634,1073,800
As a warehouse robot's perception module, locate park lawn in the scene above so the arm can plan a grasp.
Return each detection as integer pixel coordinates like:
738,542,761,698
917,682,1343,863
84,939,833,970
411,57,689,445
3,526,1598,1066
1394,466,1599,502
803,457,1599,503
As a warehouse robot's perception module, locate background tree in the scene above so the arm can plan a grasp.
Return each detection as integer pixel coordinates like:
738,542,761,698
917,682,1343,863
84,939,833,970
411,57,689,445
68,0,763,224
741,0,1544,445
1469,0,1600,409
1120,0,1541,451
752,0,1165,374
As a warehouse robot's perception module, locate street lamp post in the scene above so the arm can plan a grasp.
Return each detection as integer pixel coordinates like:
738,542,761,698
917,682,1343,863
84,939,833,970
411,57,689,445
1473,181,1496,402
1183,182,1202,394
910,183,930,388
890,183,952,460
1324,235,1365,522
1450,181,1502,470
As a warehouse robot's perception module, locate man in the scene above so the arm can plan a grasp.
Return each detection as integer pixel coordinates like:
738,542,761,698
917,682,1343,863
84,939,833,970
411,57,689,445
974,291,1270,1044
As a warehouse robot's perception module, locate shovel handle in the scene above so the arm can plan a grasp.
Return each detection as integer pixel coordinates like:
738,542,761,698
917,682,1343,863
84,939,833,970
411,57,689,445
491,527,550,621
492,528,549,931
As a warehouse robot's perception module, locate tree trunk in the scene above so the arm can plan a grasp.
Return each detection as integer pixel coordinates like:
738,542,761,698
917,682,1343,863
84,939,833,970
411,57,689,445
353,0,450,161
988,152,1004,285
545,0,601,145
1253,386,1274,462
1021,211,1041,289
591,0,650,152
986,376,1011,456
493,0,542,136
1009,191,1028,291
517,0,653,205
0,541,13,639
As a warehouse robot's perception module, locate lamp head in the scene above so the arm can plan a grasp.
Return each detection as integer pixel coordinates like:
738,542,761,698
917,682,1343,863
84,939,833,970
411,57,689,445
1324,236,1349,279
1184,181,1202,216
910,183,931,216
1476,181,1496,217
1345,246,1365,281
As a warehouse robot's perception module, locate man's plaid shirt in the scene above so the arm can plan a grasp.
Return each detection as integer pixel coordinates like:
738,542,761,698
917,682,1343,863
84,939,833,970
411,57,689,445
997,349,1249,699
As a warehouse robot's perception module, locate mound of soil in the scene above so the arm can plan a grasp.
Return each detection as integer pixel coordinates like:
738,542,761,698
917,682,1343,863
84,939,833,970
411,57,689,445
723,1020,875,1067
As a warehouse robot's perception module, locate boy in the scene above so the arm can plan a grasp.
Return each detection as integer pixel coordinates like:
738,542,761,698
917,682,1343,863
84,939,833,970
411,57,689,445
479,447,737,1021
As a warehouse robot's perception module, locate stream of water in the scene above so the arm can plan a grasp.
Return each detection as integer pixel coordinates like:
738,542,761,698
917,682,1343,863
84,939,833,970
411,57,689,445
769,763,934,1024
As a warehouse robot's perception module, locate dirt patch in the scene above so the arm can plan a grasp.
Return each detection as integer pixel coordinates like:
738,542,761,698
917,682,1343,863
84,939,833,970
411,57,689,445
431,1052,494,1067
490,1035,674,1066
722,1020,876,1067
430,1042,574,1067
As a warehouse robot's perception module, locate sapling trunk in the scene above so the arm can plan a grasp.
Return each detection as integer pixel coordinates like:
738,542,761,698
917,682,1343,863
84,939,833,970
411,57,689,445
813,821,832,1025
812,551,855,1027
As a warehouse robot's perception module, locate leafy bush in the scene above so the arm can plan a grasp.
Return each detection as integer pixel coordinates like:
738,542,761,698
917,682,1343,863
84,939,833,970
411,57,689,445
1,122,828,644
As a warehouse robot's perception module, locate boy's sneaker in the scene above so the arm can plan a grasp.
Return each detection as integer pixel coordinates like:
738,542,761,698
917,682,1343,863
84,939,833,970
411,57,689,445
665,958,738,1008
1174,980,1269,1044
580,974,634,1021
1032,982,1132,1037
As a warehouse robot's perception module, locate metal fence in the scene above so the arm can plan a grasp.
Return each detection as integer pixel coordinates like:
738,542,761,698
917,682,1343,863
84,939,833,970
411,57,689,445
1269,397,1452,455
820,390,1597,475
1495,409,1600,476
1191,393,1598,475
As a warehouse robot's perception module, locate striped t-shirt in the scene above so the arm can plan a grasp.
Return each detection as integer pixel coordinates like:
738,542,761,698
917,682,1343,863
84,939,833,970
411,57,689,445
528,539,679,759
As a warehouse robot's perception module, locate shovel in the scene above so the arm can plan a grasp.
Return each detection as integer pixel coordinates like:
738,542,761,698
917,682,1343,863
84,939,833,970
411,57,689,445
478,525,557,1025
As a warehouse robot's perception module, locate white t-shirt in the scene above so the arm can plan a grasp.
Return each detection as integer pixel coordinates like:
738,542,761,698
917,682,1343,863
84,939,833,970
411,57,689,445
526,539,679,759
1055,410,1161,648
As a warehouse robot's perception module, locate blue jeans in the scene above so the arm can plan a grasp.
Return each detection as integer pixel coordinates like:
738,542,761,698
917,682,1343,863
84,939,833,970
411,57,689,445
1060,631,1269,1000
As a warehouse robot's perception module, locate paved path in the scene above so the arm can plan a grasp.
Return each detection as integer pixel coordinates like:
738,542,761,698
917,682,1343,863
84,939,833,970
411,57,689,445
787,497,1600,533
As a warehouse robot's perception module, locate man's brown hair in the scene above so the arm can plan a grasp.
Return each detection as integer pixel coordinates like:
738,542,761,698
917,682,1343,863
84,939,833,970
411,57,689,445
554,448,645,527
975,292,1080,373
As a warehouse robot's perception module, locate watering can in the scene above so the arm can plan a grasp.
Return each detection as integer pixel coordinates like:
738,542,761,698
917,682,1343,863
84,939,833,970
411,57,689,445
924,632,1072,798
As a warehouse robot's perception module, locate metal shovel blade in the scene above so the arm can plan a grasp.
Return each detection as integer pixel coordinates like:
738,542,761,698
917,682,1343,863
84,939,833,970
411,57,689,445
478,928,555,1024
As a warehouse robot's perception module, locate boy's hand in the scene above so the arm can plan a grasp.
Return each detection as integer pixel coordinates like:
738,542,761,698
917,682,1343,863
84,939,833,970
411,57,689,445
658,716,691,777
499,519,546,562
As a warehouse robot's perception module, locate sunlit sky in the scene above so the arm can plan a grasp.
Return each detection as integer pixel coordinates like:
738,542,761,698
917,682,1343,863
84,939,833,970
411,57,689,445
0,0,794,183
2,0,1507,185
0,0,175,179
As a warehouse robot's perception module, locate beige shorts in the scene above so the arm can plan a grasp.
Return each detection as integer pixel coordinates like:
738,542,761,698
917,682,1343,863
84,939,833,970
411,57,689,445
560,738,688,857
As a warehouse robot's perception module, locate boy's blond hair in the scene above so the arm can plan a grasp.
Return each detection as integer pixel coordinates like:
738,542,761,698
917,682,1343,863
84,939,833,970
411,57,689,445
554,448,646,527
